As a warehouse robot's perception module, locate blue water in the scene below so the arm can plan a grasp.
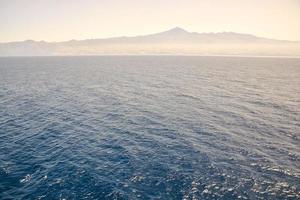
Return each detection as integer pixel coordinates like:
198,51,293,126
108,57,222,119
0,56,299,200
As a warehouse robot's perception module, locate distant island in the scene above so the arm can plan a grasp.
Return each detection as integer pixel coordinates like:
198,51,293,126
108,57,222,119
1,27,300,56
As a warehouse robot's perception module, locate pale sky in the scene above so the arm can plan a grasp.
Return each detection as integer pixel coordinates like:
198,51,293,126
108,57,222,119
1,0,300,42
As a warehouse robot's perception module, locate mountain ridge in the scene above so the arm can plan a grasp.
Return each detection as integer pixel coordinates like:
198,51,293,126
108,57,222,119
1,27,300,56
1,27,298,44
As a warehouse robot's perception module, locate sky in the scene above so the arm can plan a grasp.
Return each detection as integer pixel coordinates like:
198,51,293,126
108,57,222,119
0,0,300,42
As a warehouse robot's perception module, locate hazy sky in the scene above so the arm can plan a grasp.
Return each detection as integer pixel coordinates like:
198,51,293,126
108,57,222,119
1,0,300,42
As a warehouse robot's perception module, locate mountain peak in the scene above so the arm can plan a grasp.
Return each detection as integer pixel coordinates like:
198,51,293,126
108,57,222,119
166,27,189,34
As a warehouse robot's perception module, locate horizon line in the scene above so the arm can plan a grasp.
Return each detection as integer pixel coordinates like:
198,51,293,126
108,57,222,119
1,54,300,59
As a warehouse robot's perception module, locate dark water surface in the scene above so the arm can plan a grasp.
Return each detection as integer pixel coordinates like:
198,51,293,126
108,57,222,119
0,56,299,199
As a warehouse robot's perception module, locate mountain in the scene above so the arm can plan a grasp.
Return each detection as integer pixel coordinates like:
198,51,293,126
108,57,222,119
1,27,300,56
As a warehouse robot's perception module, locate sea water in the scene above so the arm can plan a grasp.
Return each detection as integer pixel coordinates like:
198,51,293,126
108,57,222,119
0,56,299,199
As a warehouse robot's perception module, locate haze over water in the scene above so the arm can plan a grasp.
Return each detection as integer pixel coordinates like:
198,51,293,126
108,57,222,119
0,56,299,199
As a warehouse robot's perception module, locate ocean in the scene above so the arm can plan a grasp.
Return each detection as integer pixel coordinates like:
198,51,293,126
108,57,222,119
0,56,299,199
